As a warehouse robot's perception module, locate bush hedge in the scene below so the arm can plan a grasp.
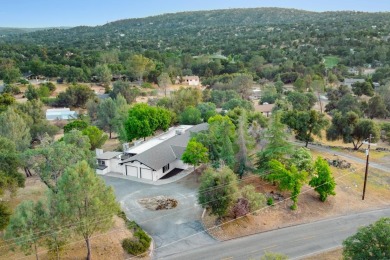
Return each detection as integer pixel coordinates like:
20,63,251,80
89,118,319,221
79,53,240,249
119,211,152,256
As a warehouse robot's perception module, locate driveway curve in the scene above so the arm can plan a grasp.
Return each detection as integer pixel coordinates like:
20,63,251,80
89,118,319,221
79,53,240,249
102,174,216,259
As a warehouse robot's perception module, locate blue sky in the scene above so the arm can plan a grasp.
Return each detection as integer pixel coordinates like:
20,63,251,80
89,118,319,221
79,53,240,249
1,0,390,28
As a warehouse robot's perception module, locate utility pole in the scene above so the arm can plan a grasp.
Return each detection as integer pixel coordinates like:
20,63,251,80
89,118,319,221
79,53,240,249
362,134,372,200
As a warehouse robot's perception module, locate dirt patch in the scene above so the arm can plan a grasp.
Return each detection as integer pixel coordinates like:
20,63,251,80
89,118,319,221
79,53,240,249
304,247,343,260
202,159,390,241
138,196,178,210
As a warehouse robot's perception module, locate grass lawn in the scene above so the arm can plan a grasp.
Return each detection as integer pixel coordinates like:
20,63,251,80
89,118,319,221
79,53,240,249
324,56,339,69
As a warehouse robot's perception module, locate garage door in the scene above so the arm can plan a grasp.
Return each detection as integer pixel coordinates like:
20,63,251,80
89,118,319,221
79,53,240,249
126,165,138,177
140,168,153,180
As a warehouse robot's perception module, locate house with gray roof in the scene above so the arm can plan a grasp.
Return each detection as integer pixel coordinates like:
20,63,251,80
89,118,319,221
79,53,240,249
343,78,365,88
96,123,208,180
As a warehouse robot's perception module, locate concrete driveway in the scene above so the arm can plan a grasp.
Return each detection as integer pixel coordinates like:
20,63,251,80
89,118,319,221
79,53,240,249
102,174,216,259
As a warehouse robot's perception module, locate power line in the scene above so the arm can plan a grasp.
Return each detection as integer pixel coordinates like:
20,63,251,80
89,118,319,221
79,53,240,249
125,169,360,259
10,166,362,260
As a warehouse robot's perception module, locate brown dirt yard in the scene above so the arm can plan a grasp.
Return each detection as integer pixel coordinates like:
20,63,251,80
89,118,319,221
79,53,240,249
0,177,147,260
203,148,390,241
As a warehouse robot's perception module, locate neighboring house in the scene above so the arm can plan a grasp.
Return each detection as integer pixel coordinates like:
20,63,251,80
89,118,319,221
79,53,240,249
46,108,78,120
180,76,200,86
112,74,127,81
251,88,261,99
347,67,359,75
96,123,208,181
256,103,275,117
343,78,365,88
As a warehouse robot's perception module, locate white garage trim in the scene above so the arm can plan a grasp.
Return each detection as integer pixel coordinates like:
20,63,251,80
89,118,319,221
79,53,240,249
126,165,138,177
140,168,153,180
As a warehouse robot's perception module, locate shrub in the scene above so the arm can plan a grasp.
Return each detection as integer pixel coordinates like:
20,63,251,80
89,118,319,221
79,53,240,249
41,97,57,106
267,197,274,206
241,185,266,211
141,82,153,89
122,229,151,255
232,198,249,218
119,212,152,256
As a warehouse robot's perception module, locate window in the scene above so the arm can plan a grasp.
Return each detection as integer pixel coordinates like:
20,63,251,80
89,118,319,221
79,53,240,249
98,160,105,166
163,164,170,173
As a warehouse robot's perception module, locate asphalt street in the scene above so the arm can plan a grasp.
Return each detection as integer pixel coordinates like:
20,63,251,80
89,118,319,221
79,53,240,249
160,208,390,260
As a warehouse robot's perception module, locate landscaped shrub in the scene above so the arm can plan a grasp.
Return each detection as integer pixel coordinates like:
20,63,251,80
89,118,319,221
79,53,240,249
119,211,152,256
267,197,274,206
231,198,249,218
241,185,266,211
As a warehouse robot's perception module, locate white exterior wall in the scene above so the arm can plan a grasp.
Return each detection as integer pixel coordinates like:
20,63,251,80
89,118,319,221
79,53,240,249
188,80,199,86
154,159,189,180
123,161,154,179
111,158,124,173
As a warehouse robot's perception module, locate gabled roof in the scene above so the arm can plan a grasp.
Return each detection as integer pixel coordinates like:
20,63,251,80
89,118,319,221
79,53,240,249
121,123,208,170
97,152,122,160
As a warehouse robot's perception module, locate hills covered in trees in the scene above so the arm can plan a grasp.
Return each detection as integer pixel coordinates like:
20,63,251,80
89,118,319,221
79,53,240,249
1,8,390,85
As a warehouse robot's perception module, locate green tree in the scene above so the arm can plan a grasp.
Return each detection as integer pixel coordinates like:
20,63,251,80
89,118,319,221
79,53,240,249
2,66,21,84
127,54,155,81
182,139,209,170
0,107,31,151
256,112,293,173
198,167,239,217
267,160,307,210
352,81,374,97
197,102,217,122
208,115,236,168
82,126,108,150
231,74,253,100
97,97,117,138
241,185,266,211
235,113,251,178
282,110,329,147
157,72,171,96
94,64,112,87
112,94,131,142
179,106,202,125
55,84,94,108
110,80,140,104
5,200,47,260
0,136,24,191
25,84,39,101
367,95,389,119
343,217,390,260
286,91,316,111
171,87,202,114
0,202,12,231
63,119,88,133
309,157,336,201
61,66,86,83
260,84,279,104
125,103,171,141
327,112,380,150
56,161,120,260
24,131,93,192
86,98,99,122
0,93,16,112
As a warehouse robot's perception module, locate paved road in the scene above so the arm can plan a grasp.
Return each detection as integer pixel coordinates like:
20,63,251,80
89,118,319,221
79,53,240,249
293,142,390,173
160,208,390,260
102,175,216,259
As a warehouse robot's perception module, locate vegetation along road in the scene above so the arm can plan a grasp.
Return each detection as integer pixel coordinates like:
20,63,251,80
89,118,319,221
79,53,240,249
161,208,390,260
